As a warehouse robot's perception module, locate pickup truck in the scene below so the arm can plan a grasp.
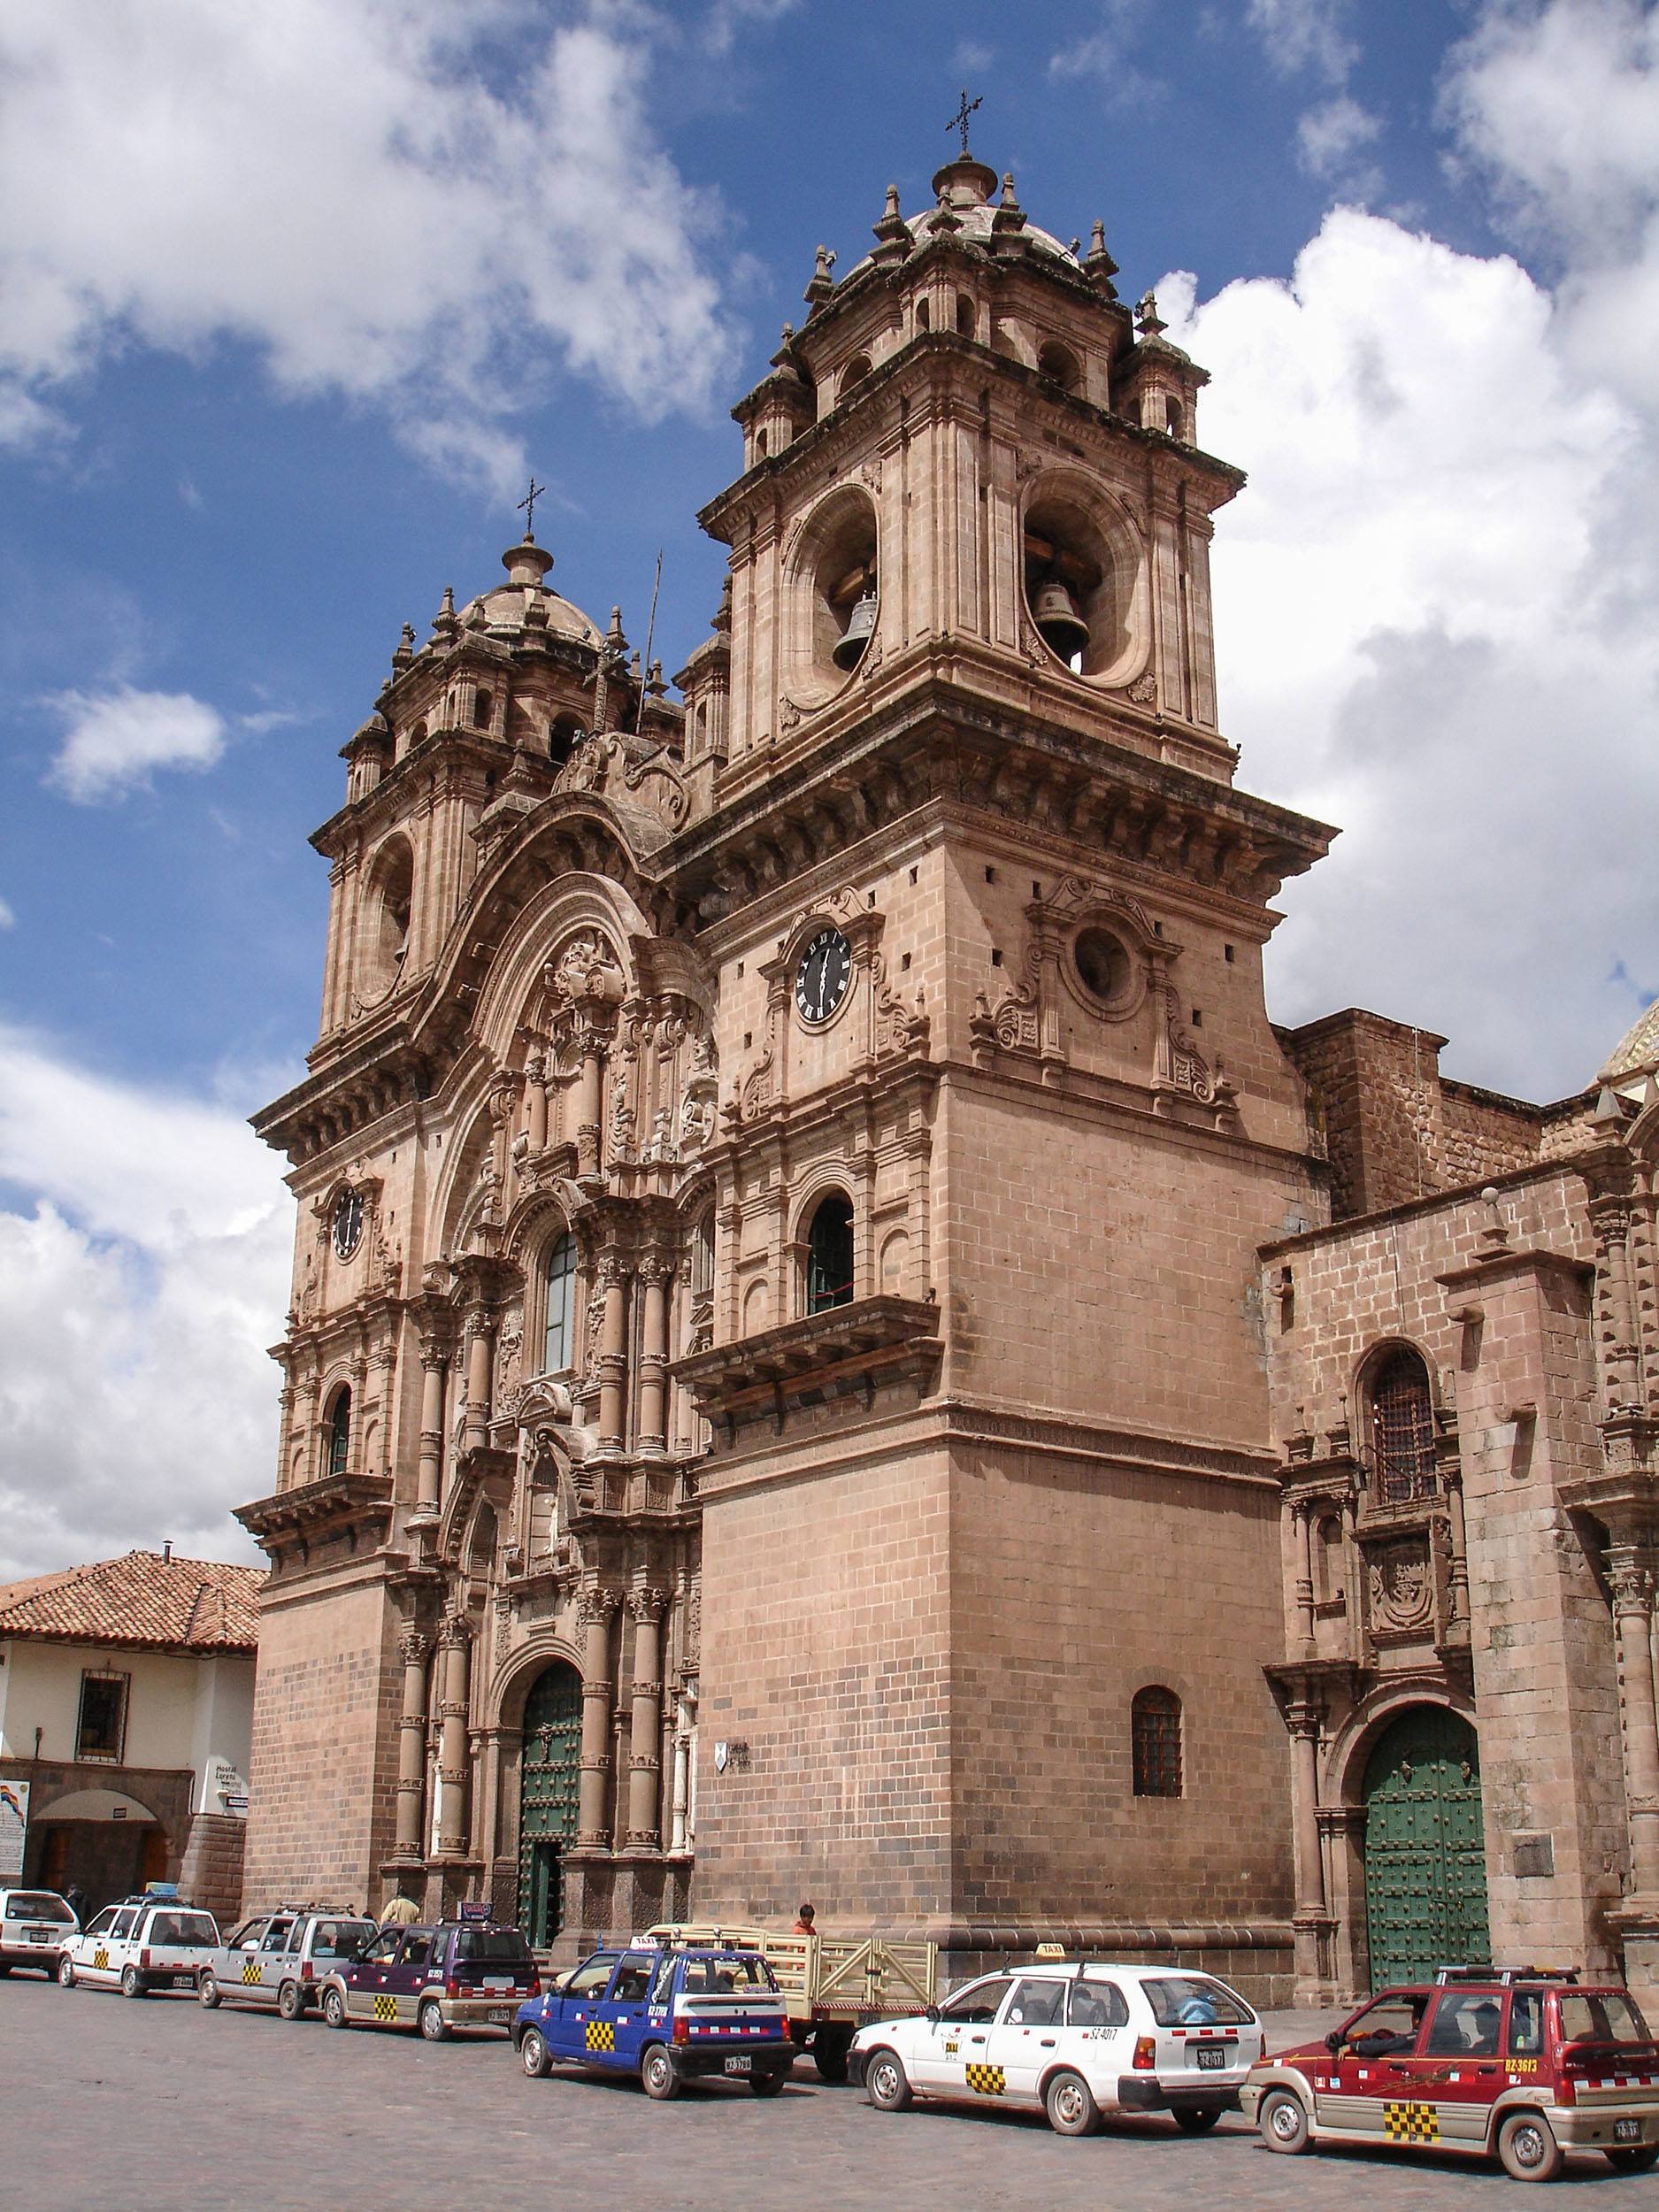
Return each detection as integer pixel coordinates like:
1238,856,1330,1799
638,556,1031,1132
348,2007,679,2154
649,1921,938,2082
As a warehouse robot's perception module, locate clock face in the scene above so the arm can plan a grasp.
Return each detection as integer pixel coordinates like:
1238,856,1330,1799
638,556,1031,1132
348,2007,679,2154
331,1187,364,1260
795,928,853,1025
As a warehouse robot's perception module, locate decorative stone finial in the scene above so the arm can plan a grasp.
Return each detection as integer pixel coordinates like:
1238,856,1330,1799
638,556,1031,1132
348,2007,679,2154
884,184,901,220
392,622,416,672
1001,173,1018,208
1083,218,1120,299
803,242,838,312
1477,1185,1512,1257
1136,289,1168,338
431,585,457,641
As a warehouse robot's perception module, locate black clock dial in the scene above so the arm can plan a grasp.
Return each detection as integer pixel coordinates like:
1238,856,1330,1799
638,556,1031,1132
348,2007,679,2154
332,1187,364,1260
794,927,853,1025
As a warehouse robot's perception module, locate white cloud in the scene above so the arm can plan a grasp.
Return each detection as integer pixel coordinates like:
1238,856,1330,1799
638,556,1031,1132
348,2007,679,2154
0,1,742,476
1246,0,1356,86
46,685,227,803
1296,94,1382,187
1048,0,1164,104
0,1024,294,1580
704,0,801,55
0,895,13,930
1160,196,1657,1102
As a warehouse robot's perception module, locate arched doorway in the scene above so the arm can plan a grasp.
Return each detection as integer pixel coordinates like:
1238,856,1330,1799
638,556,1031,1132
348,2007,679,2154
518,1663,581,1947
1363,1706,1490,1987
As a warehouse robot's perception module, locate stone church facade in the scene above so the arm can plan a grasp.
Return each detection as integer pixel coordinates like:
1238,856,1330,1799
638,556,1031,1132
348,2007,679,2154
238,147,1659,2008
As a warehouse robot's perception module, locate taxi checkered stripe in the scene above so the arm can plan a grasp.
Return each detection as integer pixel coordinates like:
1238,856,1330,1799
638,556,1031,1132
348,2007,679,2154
585,2019,616,2053
1382,2100,1439,2143
93,1947,110,1971
242,1960,263,1985
372,1993,399,2023
964,2062,1005,2096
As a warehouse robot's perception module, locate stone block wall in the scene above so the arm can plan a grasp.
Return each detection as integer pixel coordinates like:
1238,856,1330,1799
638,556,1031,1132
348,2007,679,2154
176,1812,247,1930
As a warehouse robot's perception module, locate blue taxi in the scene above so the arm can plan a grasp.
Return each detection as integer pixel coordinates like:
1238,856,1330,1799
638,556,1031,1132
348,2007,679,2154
512,1941,793,2100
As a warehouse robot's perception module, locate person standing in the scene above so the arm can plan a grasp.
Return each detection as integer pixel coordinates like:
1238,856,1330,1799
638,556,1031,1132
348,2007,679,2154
380,1887,420,1926
792,1903,817,1936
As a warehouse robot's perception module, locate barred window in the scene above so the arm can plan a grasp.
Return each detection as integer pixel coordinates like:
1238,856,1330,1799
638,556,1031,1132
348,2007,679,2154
1132,1686,1182,1799
1371,1348,1437,1502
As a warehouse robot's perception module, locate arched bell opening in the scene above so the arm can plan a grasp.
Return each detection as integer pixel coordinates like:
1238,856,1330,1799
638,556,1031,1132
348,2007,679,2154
1036,339,1082,394
362,836,414,995
804,1192,855,1316
1022,491,1125,680
790,487,880,703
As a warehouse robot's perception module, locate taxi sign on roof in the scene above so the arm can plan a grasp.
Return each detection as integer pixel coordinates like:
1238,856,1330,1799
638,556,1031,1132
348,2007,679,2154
457,1901,491,1923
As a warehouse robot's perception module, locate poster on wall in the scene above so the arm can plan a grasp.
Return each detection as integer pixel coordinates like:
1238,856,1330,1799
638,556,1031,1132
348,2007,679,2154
0,1779,28,1882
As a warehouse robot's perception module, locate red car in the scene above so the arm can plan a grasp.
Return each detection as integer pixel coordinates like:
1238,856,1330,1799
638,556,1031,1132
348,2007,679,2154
1240,1967,1659,2182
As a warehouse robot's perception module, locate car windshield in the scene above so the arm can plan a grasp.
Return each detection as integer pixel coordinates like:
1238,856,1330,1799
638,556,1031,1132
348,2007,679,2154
148,1912,218,1946
4,1893,73,1921
1560,1992,1651,2047
680,1955,777,1994
1141,1976,1254,2027
310,1919,375,1960
453,1930,532,1965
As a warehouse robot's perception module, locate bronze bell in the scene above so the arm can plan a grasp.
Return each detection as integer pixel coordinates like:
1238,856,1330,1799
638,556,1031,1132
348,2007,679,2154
1033,577,1089,663
832,589,878,672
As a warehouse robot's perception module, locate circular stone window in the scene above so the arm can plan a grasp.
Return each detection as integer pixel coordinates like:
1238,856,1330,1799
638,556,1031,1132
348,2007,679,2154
1073,926,1133,1009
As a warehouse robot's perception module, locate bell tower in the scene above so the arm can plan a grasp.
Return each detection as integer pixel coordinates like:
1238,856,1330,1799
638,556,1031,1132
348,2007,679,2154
677,148,1338,1996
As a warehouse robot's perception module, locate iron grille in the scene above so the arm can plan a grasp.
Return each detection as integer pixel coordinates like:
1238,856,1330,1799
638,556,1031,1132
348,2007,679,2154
1132,1687,1182,1798
1371,1350,1438,1502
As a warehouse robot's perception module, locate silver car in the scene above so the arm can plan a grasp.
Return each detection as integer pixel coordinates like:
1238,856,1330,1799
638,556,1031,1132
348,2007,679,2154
0,1887,78,1977
199,1907,377,2021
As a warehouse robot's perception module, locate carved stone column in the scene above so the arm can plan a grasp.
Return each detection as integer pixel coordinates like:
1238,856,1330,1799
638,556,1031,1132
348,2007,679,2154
1609,1539,1659,1895
1594,1197,1641,1415
1445,1471,1470,1624
435,1615,472,1857
575,1032,606,1179
577,1589,619,1847
670,1685,697,1854
392,1631,430,1860
1289,1701,1328,1918
626,1589,666,1847
636,1260,672,1455
524,1048,549,1154
597,1257,630,1452
1292,1502,1316,1652
411,1348,448,1525
463,1313,494,1453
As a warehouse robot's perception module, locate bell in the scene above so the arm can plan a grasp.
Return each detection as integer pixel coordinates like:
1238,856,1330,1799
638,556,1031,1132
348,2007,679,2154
832,589,878,672
1033,577,1089,663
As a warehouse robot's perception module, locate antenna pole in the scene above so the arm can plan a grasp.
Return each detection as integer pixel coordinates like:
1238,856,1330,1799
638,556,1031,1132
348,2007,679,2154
635,549,664,737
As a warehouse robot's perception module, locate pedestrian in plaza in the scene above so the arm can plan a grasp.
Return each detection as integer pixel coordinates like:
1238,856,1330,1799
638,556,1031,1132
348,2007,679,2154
793,1902,817,1936
64,1882,88,1927
380,1886,419,1926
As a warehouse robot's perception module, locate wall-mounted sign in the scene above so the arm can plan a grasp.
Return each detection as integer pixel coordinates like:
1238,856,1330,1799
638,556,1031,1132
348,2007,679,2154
0,1780,27,1882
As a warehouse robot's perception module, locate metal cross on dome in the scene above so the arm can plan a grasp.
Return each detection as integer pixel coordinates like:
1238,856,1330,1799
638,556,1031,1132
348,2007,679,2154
518,475,546,540
947,88,982,157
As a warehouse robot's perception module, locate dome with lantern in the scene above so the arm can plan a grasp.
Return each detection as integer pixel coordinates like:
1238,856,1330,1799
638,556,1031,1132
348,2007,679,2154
456,535,603,648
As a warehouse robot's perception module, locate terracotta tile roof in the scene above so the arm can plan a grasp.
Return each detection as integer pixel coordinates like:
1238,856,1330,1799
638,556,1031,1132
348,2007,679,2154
0,1550,265,1655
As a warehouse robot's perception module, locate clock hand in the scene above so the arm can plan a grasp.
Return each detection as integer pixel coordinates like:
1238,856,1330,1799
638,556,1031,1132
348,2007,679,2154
817,964,827,1017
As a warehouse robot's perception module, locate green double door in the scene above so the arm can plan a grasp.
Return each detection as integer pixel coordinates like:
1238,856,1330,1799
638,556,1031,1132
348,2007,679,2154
1363,1706,1490,1989
518,1663,581,1947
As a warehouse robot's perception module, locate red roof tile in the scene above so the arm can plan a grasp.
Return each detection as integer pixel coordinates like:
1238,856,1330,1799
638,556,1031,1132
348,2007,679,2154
0,1550,264,1655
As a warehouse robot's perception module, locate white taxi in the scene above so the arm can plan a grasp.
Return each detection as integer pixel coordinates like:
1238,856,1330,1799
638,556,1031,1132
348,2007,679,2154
849,1960,1264,2136
58,1891,221,1998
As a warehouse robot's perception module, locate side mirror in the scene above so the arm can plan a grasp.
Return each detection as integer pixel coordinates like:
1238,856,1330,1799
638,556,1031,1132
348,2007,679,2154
1325,2031,1343,2054
926,2005,941,2024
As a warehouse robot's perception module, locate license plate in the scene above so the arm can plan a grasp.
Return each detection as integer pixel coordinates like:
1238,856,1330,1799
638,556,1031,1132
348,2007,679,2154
26,1930,50,1943
173,1974,195,1989
724,2055,751,2075
1195,2045,1228,2070
1616,2120,1641,2143
488,2008,511,2024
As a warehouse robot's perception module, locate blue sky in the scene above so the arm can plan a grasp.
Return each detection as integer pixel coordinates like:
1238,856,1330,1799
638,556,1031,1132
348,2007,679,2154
1,0,1655,1574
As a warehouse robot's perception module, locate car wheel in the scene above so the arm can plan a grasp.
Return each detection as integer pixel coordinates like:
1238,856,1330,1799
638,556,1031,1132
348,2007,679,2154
57,1955,76,1990
641,2045,680,2101
322,1986,349,2030
813,2024,852,2084
277,1980,304,2021
1175,2107,1223,2133
0,1962,11,1977
419,2000,448,2043
1259,2088,1312,2154
749,2071,787,2097
865,2048,911,2113
120,1964,145,2000
1044,2068,1102,2138
519,2027,553,2079
198,1970,221,2008
1608,2146,1659,2175
1497,2110,1563,2184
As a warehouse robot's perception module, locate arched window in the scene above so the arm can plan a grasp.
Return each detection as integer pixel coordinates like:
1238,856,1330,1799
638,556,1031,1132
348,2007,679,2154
1165,396,1187,441
472,687,494,729
1037,340,1081,394
549,714,582,767
542,1233,578,1375
956,292,975,337
1131,1686,1182,1798
916,296,932,333
840,352,872,400
365,836,414,995
805,1194,854,1315
326,1386,351,1479
1371,1347,1437,1502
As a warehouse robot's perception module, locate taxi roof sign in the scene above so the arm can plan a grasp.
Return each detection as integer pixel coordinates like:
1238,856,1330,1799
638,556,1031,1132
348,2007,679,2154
457,1901,492,1922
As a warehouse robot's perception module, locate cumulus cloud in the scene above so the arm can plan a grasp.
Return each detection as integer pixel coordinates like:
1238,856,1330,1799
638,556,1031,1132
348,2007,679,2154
45,685,227,803
1296,94,1382,186
1246,0,1357,86
1245,0,1381,191
0,1024,294,1580
1048,0,1164,106
1159,194,1656,1101
0,0,742,478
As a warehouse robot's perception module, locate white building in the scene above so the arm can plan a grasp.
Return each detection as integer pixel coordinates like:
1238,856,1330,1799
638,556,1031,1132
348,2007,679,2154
0,1549,262,1923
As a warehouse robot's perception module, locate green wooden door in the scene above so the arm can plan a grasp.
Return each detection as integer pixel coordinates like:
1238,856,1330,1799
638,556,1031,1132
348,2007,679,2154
518,1663,581,1946
1363,1706,1490,1989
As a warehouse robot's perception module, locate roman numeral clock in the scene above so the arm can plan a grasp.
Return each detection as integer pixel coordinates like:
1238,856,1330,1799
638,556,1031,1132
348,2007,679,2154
794,926,853,1025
